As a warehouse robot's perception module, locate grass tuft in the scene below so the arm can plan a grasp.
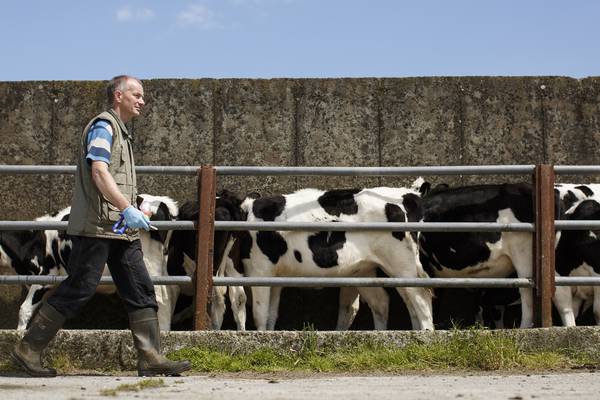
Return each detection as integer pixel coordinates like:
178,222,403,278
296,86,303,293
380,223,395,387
50,354,80,373
100,379,165,396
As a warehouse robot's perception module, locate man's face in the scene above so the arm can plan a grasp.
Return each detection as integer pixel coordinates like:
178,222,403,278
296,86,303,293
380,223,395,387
115,79,145,122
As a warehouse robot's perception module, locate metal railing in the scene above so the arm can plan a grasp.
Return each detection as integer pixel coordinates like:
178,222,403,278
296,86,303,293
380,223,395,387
0,220,536,233
1,163,600,329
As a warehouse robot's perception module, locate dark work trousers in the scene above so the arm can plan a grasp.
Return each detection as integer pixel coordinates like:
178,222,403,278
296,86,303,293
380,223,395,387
48,235,158,319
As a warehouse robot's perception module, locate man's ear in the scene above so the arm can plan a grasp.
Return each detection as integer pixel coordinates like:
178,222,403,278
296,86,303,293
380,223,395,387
114,89,123,104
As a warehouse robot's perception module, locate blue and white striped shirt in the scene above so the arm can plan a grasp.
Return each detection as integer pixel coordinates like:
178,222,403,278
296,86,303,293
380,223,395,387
86,120,113,164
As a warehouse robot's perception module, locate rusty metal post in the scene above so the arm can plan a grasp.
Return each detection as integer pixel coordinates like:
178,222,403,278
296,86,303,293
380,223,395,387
533,164,555,327
194,165,216,330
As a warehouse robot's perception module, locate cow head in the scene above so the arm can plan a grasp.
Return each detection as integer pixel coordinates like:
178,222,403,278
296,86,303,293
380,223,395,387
136,194,179,244
410,178,452,197
215,189,244,224
0,230,47,275
167,190,245,277
1,206,74,277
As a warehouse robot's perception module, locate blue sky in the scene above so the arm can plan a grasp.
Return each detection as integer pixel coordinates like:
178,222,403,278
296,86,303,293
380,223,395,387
1,0,599,81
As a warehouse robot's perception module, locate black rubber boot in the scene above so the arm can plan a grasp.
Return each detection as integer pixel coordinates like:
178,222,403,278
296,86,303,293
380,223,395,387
129,308,191,377
11,302,65,377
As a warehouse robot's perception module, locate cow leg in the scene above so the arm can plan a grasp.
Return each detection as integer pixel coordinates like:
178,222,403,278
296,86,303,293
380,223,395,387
356,287,389,330
168,284,181,324
552,285,576,327
493,306,506,329
379,263,432,330
593,287,600,325
336,287,360,330
243,258,272,331
515,287,535,328
377,248,433,330
394,287,434,330
249,286,271,330
508,240,535,328
18,285,47,330
210,242,235,330
572,295,583,319
180,254,196,297
228,285,247,331
267,286,283,330
210,285,227,330
225,258,247,331
155,284,173,331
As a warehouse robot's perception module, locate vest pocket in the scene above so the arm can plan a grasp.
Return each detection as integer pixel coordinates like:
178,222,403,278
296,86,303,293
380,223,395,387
101,199,122,222
114,173,128,185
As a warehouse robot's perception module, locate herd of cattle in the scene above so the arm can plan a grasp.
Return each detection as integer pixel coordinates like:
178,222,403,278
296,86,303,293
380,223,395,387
2,179,600,331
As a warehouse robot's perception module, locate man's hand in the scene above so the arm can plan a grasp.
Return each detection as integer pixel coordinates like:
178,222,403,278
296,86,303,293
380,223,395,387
122,206,150,230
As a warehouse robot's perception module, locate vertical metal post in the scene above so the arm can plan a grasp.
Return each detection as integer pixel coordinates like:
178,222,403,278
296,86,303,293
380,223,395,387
194,165,216,330
533,164,555,327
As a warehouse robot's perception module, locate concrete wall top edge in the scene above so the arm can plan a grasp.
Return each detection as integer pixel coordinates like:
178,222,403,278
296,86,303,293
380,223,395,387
3,76,600,85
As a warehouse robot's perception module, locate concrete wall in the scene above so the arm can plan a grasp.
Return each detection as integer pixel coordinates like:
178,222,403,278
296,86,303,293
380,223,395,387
1,77,600,329
3,77,600,220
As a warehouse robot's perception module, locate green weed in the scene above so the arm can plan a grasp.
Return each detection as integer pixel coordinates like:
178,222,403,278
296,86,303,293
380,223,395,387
100,378,165,396
169,329,600,373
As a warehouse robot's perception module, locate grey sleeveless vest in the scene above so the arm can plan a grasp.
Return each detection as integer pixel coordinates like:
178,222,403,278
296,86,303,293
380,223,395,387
67,110,139,241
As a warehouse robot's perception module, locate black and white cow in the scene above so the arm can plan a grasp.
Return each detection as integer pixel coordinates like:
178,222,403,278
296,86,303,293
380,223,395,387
12,194,178,331
240,186,434,331
555,184,599,213
13,207,72,330
0,207,73,329
0,210,68,278
418,181,600,329
419,183,544,328
555,194,600,324
166,190,248,330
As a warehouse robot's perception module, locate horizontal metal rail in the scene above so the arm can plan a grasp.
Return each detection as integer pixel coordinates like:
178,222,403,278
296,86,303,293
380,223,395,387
4,164,600,176
213,277,534,288
554,166,600,175
555,277,600,286
0,220,535,232
6,275,600,288
0,165,200,175
0,221,196,231
215,221,535,232
5,220,600,232
216,165,536,176
0,165,76,175
0,165,536,176
554,221,600,230
0,275,531,288
0,275,192,285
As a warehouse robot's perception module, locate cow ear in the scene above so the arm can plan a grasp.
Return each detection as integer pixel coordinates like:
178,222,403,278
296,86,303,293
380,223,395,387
419,182,431,196
157,202,170,220
136,195,144,208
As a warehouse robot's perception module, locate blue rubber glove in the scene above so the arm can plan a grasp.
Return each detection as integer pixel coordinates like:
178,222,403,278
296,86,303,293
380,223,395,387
122,206,150,231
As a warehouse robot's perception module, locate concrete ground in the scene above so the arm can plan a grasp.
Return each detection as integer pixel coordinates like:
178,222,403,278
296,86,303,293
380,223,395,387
0,371,599,400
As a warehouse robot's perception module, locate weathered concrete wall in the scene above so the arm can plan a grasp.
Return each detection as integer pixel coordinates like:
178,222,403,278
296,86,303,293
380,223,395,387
2,77,600,329
3,77,600,219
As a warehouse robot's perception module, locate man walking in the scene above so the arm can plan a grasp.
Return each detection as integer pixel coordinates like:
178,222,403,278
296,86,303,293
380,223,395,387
12,75,191,377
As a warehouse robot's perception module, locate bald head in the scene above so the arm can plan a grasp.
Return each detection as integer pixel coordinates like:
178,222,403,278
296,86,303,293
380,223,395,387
106,75,142,106
106,75,145,123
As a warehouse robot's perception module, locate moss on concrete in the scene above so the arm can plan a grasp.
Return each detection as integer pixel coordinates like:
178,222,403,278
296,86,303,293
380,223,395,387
2,327,600,373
